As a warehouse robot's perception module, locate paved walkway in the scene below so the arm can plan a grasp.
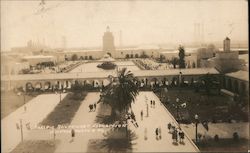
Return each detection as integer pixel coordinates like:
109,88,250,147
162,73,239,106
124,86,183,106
1,93,67,153
54,92,103,153
129,91,199,152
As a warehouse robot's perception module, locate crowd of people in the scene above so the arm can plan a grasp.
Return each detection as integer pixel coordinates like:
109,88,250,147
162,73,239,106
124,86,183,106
167,122,185,144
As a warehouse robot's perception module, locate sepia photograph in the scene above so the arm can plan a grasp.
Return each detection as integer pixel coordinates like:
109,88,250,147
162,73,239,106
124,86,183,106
1,0,249,152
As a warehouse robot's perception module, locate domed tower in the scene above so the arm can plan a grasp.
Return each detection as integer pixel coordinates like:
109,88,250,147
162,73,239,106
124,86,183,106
103,26,115,55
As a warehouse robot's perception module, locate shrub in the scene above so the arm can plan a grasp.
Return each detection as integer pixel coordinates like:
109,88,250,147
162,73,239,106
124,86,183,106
233,132,239,141
214,134,219,141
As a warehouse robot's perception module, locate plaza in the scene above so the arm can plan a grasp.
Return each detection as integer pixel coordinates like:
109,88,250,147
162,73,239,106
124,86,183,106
1,1,249,152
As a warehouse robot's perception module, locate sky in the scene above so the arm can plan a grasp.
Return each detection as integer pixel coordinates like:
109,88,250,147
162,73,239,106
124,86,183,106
1,0,248,51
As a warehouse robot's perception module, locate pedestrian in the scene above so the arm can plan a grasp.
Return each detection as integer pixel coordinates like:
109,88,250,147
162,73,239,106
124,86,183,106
71,129,75,142
167,122,172,132
131,112,136,121
155,128,159,140
135,122,139,128
150,100,153,107
144,128,147,140
179,130,185,143
153,100,156,108
141,110,143,120
158,127,162,139
94,103,96,111
174,129,178,143
89,104,92,112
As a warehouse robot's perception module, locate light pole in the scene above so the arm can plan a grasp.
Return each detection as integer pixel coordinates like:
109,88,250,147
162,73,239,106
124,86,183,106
195,114,199,143
20,119,24,142
176,98,180,120
60,90,62,102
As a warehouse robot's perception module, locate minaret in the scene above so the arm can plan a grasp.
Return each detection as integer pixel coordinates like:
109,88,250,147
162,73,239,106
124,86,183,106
223,37,230,52
103,26,115,53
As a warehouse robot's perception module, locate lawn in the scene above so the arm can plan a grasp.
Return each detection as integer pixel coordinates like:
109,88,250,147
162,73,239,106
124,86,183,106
156,88,248,123
39,92,87,127
197,138,249,152
1,91,38,119
11,140,58,153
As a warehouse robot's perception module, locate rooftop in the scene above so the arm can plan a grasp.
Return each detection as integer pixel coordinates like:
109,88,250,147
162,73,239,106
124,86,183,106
225,70,249,82
2,68,219,81
22,55,55,59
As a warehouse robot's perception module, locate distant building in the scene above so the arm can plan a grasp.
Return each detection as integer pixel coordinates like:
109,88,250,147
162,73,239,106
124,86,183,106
103,26,115,55
206,37,244,73
223,37,230,52
21,55,56,66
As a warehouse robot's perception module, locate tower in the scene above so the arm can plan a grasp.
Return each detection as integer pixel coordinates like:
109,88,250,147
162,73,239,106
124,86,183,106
103,26,115,54
223,37,230,52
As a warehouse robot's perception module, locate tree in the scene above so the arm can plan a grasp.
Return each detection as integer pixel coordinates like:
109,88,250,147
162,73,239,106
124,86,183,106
178,45,186,68
71,54,78,61
170,57,178,69
101,68,139,121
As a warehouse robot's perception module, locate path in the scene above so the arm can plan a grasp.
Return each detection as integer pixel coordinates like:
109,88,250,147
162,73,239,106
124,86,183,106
1,93,67,153
129,91,199,152
54,92,103,153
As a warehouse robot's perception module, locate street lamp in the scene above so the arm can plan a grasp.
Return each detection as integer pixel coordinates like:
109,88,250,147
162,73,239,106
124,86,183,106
176,98,180,119
195,114,199,143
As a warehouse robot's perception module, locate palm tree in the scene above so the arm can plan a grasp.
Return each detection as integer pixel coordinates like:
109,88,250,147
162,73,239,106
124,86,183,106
101,68,139,121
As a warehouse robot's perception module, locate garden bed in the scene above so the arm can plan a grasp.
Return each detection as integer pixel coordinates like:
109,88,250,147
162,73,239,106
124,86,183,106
196,138,249,152
11,140,58,153
39,92,87,127
1,90,38,119
155,88,248,123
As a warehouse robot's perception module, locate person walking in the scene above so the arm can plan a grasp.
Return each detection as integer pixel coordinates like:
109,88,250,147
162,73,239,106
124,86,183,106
153,100,156,108
144,128,147,140
150,100,153,107
174,128,178,143
155,128,159,140
70,129,75,142
140,110,143,121
179,129,185,143
158,127,162,140
167,122,172,133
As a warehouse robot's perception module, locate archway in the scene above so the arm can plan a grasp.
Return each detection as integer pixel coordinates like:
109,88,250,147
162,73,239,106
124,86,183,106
34,82,42,91
227,78,232,91
135,54,139,58
44,82,51,90
26,82,34,91
233,80,239,94
240,82,246,95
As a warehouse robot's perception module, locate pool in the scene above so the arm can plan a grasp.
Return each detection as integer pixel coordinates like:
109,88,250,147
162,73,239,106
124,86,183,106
69,61,140,73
